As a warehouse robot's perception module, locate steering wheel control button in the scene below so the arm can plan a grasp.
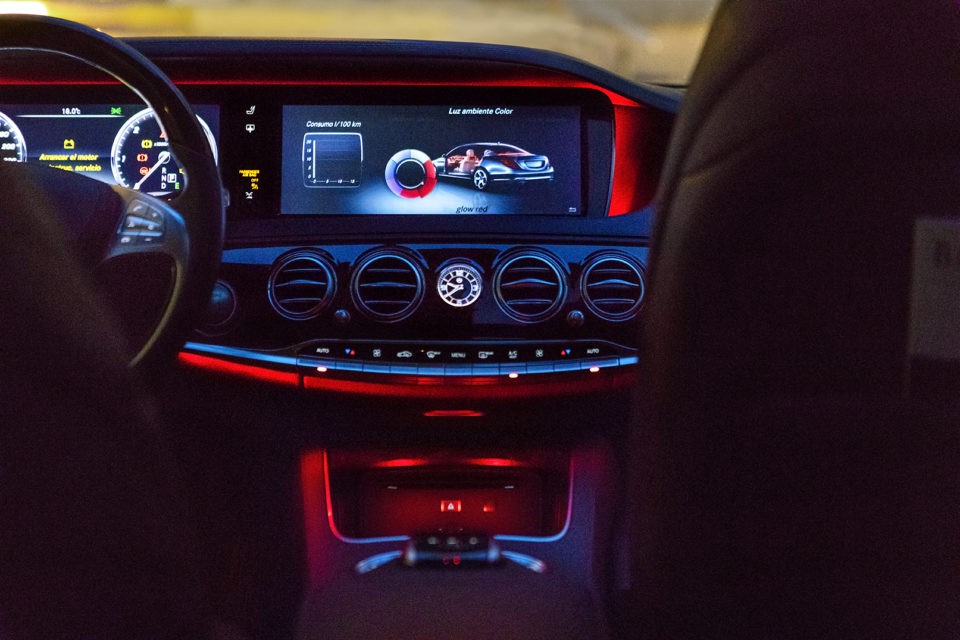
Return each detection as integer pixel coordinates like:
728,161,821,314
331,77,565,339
119,200,166,244
437,263,483,308
127,199,149,217
384,149,437,198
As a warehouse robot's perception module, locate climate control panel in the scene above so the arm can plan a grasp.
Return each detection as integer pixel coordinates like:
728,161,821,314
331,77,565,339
299,339,635,377
187,241,647,395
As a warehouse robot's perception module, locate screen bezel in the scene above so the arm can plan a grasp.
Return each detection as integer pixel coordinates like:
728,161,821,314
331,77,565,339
277,95,593,218
217,86,614,223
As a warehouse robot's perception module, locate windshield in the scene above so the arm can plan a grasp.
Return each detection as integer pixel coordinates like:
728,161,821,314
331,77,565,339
7,0,719,85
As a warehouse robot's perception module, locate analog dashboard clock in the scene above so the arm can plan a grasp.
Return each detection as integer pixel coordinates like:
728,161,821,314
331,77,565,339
437,263,483,308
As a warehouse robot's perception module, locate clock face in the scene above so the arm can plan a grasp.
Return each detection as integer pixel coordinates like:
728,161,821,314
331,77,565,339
437,264,483,308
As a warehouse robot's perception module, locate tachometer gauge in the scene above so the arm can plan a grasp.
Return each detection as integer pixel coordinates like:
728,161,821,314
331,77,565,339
0,111,27,163
111,108,217,196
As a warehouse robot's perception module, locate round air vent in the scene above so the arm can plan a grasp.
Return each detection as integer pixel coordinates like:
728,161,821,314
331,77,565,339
580,253,646,321
267,249,337,320
493,250,567,323
350,249,425,322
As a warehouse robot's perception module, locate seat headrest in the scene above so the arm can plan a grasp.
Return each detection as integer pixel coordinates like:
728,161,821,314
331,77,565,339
647,0,960,401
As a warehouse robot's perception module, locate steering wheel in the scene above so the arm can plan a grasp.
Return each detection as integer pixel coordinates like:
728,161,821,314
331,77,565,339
0,18,227,637
0,15,224,368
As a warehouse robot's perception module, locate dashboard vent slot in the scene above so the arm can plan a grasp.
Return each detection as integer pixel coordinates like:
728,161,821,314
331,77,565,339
494,251,567,323
351,250,425,322
580,254,646,321
268,250,337,320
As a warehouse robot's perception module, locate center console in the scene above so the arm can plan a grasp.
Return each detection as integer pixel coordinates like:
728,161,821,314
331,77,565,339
296,443,619,639
2,39,678,639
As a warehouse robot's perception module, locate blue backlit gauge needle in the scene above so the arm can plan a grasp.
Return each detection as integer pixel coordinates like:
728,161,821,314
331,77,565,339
134,150,171,190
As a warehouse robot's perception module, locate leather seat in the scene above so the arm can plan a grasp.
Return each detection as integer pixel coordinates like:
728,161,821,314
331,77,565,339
623,1,960,637
0,169,210,639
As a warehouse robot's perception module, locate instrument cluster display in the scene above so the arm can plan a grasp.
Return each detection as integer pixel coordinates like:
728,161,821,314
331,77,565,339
0,103,219,197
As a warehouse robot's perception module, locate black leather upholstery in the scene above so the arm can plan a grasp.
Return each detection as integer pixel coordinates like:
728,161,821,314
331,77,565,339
626,1,960,638
649,0,960,401
0,172,208,639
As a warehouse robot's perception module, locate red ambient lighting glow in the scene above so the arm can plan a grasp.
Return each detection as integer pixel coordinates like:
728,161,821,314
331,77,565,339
178,351,298,386
466,458,524,468
423,409,485,418
374,458,430,469
302,373,635,398
369,456,525,469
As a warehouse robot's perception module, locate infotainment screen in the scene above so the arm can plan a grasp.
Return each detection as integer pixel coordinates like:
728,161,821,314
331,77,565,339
280,104,582,215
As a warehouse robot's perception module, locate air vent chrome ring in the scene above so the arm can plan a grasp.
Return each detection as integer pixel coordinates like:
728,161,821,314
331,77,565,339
267,249,337,321
580,252,646,322
493,249,567,323
350,248,426,323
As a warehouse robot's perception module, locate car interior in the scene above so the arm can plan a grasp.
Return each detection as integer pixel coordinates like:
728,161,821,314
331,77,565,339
0,1,958,639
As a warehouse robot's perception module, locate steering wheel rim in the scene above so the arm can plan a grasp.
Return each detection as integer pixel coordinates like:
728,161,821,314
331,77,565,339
0,15,224,368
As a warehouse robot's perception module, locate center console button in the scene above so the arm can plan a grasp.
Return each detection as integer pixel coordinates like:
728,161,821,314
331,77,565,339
499,362,528,376
579,357,619,371
445,364,472,377
524,345,551,361
420,348,445,363
389,363,417,375
475,348,499,363
525,362,555,375
362,362,392,375
417,363,445,377
471,363,500,376
448,349,470,363
306,342,337,357
553,359,581,373
504,347,522,362
363,345,388,361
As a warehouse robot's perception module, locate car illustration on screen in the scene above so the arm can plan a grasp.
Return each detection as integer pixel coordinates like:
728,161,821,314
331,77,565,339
433,142,553,191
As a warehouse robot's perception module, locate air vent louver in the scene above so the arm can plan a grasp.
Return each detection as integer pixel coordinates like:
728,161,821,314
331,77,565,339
267,250,337,320
351,250,425,322
580,254,645,321
494,251,567,323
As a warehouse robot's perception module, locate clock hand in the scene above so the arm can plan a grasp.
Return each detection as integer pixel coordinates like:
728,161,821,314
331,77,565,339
134,150,171,190
446,283,464,294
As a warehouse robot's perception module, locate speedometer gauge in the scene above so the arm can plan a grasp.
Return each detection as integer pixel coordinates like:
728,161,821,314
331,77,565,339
0,111,27,163
111,108,217,196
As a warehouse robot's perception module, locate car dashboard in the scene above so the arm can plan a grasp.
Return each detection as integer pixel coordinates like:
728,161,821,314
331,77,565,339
1,39,676,400
0,38,679,639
